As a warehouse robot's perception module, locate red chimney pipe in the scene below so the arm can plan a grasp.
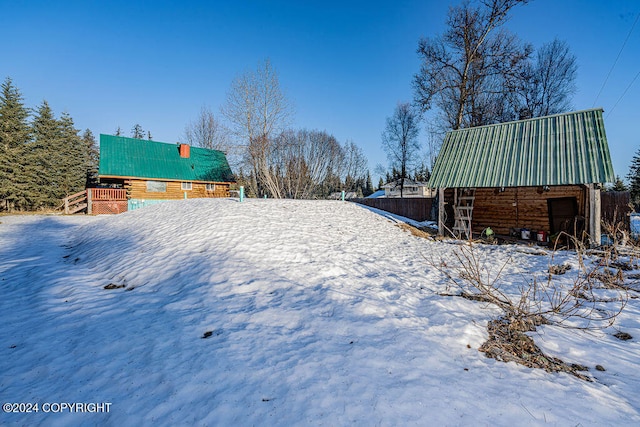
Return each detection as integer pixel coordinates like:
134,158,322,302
179,144,190,158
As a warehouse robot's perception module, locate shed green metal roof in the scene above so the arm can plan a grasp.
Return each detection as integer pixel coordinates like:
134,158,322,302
428,109,615,188
98,134,234,182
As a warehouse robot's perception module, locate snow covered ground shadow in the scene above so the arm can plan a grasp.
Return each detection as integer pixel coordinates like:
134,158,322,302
1,199,640,426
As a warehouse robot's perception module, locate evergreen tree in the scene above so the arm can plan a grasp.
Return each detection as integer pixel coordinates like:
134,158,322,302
58,112,86,197
0,77,31,211
413,162,431,182
82,129,100,187
321,170,342,198
131,124,144,139
27,106,88,208
378,177,384,190
390,167,402,182
344,174,355,192
364,172,374,196
610,175,627,192
25,100,61,208
627,151,640,206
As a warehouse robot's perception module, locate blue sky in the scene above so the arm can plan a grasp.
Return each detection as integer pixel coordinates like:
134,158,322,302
1,0,639,184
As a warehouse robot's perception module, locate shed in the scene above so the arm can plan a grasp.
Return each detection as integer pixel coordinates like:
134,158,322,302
98,134,234,209
428,109,614,244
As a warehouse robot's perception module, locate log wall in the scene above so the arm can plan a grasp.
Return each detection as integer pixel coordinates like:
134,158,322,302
126,179,230,199
468,185,585,236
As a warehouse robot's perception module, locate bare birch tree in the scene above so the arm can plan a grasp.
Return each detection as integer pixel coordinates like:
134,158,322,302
222,59,293,198
413,0,531,129
276,129,344,199
506,39,577,119
381,102,421,197
183,105,229,151
341,140,368,192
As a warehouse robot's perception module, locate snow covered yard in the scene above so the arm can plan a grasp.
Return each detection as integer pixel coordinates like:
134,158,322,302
1,198,640,426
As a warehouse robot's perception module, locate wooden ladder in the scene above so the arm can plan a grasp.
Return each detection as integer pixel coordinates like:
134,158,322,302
452,188,475,239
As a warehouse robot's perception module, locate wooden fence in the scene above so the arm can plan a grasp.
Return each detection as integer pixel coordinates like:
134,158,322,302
351,198,434,222
601,191,631,228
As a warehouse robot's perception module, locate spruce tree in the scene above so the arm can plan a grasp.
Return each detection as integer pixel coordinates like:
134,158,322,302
627,149,640,207
131,124,144,139
614,178,627,192
364,172,374,196
82,129,100,187
607,175,627,192
413,162,431,182
26,101,61,208
0,77,31,211
58,112,86,197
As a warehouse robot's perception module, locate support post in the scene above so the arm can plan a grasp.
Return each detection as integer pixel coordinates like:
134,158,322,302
239,186,244,202
87,189,92,215
341,190,345,201
588,184,601,247
438,187,445,236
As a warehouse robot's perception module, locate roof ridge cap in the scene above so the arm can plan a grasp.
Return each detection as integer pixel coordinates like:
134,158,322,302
448,108,604,134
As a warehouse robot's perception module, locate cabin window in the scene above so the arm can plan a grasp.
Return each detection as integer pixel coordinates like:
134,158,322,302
181,182,193,190
146,181,167,192
205,183,216,191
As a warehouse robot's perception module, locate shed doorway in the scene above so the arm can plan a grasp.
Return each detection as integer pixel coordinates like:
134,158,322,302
547,197,579,235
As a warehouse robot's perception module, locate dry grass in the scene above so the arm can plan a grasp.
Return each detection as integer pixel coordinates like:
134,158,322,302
397,223,436,239
480,319,592,381
0,209,62,216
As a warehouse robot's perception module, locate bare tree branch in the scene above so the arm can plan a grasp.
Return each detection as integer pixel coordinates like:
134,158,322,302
222,59,294,198
183,105,230,152
381,102,421,196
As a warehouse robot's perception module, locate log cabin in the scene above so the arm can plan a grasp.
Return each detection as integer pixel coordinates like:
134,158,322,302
98,134,234,210
428,109,615,245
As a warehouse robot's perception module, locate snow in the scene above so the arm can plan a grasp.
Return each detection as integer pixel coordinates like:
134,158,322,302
1,198,640,426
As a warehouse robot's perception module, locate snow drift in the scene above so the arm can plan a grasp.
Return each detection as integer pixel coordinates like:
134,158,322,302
1,198,639,426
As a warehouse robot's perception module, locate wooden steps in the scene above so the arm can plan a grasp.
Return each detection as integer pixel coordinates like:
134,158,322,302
67,203,87,214
63,190,87,215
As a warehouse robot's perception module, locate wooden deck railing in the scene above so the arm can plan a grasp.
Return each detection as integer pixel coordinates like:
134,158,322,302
89,188,127,201
63,188,128,215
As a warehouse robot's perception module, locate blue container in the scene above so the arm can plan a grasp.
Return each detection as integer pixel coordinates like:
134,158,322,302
631,213,640,239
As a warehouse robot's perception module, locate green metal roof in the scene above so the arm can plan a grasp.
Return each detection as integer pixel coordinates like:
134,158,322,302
98,134,234,182
428,109,615,188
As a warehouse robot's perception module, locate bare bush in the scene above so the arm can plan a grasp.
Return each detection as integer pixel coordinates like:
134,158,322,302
429,234,629,379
